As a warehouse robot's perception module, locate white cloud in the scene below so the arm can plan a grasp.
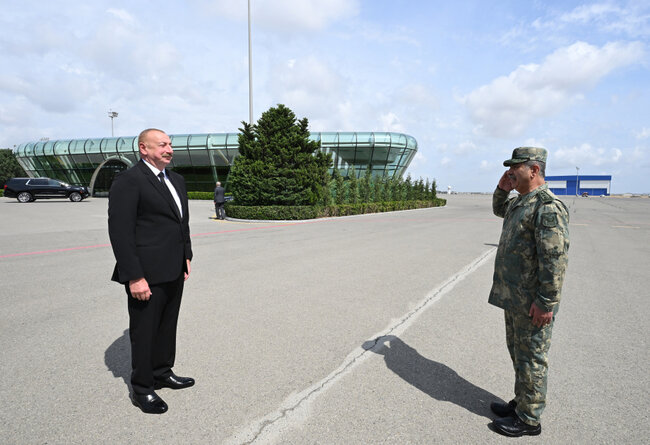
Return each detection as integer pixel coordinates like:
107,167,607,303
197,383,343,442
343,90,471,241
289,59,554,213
408,151,427,169
399,84,438,109
636,127,650,139
106,8,135,25
518,3,650,40
559,3,621,24
559,3,650,38
266,55,420,134
379,112,405,132
83,10,180,82
479,160,492,171
522,137,548,148
268,55,346,127
463,41,645,138
554,143,625,167
195,0,360,31
0,72,94,113
357,23,420,46
454,141,477,155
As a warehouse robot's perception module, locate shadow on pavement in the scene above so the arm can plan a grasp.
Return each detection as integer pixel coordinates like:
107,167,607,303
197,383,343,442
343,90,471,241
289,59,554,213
363,335,498,419
105,329,131,390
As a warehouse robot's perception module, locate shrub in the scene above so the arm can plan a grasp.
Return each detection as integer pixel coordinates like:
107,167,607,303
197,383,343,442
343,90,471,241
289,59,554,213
229,104,332,206
225,203,320,220
224,198,446,220
187,191,233,200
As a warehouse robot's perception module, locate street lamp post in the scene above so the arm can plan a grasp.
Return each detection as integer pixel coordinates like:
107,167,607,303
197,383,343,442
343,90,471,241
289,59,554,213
247,0,253,125
108,110,118,137
576,166,580,196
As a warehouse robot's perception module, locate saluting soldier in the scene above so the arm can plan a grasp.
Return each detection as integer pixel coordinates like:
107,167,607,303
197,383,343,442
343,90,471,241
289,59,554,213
488,147,570,437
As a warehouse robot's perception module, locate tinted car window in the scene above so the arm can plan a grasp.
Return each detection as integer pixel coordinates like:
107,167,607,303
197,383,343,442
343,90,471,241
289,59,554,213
4,177,89,202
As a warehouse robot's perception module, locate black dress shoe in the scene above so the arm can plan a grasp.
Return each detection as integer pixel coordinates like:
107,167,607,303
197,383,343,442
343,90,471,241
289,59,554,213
130,392,168,414
154,373,195,390
490,399,517,417
493,415,541,437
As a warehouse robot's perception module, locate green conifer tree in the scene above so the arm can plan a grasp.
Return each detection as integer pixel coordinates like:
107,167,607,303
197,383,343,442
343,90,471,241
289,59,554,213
0,149,26,187
380,175,390,202
415,178,424,200
229,104,331,206
360,166,372,203
389,176,399,201
404,173,413,201
333,168,346,205
373,174,382,202
347,166,359,204
323,170,333,206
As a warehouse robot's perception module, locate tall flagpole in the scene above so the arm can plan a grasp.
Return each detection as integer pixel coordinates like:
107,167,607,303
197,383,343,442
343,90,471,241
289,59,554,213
248,0,253,124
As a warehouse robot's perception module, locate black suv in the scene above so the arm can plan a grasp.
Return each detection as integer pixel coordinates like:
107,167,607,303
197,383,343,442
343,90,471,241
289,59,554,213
4,178,90,203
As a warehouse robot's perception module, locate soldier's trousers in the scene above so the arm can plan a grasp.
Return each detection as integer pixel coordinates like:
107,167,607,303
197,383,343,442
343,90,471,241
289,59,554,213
504,310,554,426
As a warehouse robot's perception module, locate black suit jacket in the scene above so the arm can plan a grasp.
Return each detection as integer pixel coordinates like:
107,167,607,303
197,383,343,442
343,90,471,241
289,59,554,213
108,161,193,285
213,186,225,203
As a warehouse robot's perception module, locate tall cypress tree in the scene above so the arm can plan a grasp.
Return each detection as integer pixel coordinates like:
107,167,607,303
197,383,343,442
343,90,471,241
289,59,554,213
229,104,332,206
372,174,382,202
347,166,359,204
0,149,26,187
360,166,372,203
333,168,345,205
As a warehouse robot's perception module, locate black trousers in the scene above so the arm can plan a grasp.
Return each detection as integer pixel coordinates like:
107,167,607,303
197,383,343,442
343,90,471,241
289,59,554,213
215,201,225,219
126,274,184,395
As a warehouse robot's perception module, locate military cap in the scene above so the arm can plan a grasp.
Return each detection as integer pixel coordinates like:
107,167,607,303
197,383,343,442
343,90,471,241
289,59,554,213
503,147,547,166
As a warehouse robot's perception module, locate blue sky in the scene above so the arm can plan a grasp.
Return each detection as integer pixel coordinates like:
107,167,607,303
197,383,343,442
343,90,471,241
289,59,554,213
1,0,648,193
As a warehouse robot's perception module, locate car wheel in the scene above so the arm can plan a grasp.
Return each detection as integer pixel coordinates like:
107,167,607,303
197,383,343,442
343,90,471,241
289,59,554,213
69,192,83,202
17,192,33,203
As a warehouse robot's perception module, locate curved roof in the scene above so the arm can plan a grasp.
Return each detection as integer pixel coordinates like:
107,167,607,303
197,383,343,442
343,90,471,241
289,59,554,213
15,131,416,159
14,131,418,190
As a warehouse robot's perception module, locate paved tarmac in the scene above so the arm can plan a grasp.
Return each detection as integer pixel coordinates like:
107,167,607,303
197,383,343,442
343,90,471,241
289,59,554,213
0,193,648,444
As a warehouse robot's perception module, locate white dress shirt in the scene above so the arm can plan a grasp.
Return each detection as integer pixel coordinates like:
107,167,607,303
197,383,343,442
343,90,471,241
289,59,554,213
142,159,183,218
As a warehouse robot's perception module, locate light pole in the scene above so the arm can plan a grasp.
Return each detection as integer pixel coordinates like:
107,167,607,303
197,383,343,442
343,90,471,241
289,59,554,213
247,0,253,125
108,110,118,137
575,166,580,196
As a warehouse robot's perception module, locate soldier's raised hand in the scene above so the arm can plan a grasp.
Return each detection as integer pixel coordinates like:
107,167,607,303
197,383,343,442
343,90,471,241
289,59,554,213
498,170,514,192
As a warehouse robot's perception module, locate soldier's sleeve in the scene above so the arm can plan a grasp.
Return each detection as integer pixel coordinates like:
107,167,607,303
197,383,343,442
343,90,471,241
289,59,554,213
534,201,570,312
492,187,512,218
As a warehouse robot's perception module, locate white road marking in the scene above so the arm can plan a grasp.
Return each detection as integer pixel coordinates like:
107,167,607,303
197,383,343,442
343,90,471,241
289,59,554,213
224,247,498,445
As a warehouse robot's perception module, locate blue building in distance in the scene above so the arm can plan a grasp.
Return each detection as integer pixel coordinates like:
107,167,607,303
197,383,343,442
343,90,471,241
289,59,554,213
546,175,612,196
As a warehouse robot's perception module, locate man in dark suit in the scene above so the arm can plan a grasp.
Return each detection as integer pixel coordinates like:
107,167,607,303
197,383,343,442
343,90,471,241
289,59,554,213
108,128,194,414
213,181,226,219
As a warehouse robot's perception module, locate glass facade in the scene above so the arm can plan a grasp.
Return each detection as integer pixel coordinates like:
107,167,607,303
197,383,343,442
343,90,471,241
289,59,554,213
14,131,417,194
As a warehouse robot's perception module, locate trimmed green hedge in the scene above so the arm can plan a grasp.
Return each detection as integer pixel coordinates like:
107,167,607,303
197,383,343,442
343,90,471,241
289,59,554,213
224,203,321,220
225,198,446,220
187,191,231,200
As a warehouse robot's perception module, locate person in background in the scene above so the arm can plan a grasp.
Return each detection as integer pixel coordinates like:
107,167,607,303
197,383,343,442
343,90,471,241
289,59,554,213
214,181,226,220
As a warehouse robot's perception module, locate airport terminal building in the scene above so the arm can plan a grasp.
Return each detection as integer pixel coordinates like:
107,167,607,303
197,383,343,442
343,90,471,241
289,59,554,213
13,131,417,195
546,175,612,196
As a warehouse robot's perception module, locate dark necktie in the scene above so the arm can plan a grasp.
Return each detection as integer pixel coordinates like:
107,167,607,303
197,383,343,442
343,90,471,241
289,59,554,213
157,171,181,218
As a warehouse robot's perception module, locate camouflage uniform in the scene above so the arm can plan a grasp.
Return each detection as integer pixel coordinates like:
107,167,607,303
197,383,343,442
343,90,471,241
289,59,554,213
489,183,570,426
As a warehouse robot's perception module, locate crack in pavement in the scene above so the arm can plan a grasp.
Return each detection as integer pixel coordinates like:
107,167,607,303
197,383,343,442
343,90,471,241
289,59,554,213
227,247,497,445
